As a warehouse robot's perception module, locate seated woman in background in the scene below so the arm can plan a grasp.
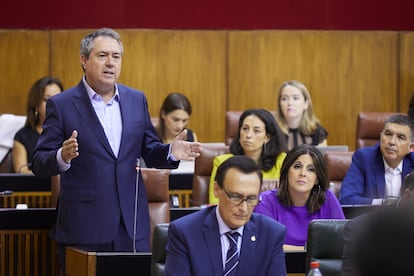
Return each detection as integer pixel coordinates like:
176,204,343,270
13,76,64,174
209,108,287,204
254,144,344,249
155,93,197,143
275,80,328,150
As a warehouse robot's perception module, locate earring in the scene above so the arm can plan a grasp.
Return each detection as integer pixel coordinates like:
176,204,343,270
313,184,321,195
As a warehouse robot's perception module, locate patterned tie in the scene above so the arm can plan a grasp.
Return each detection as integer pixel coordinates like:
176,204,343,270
224,231,240,276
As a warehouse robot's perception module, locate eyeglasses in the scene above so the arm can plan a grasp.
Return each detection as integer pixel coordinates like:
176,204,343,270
222,186,259,206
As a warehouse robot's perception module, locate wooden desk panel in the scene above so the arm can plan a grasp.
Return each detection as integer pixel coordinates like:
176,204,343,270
0,208,59,276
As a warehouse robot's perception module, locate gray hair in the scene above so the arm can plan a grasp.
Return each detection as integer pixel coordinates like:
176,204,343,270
80,28,124,58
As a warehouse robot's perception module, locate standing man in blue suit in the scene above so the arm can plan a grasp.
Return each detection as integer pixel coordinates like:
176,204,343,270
340,114,414,205
31,28,201,274
165,156,287,276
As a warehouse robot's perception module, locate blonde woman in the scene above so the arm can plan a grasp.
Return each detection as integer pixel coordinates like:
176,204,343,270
275,80,328,150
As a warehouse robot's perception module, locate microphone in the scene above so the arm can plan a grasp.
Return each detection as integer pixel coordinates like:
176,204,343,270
133,158,141,253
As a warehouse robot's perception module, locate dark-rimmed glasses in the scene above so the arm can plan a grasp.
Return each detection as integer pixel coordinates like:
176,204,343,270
222,186,259,206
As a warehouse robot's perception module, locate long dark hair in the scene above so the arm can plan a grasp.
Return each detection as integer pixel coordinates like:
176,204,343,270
229,108,287,171
155,93,192,143
25,76,64,130
277,144,328,213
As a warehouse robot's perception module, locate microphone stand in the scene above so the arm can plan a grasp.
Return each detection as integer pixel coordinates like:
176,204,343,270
133,158,141,253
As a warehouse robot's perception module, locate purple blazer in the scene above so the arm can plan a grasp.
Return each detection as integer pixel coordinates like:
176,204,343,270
254,189,344,246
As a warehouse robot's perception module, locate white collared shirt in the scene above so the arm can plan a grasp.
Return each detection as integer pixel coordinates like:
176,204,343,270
383,158,403,197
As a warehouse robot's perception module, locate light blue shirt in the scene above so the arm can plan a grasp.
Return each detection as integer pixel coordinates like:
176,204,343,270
57,77,122,170
87,84,122,157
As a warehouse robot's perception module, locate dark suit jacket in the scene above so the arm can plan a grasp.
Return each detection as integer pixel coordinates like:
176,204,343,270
32,80,178,246
339,144,414,205
342,205,414,276
165,206,287,276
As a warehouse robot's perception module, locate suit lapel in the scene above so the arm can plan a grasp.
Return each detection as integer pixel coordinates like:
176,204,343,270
72,83,115,158
203,208,225,276
238,220,257,275
117,87,134,160
401,154,414,191
374,148,386,197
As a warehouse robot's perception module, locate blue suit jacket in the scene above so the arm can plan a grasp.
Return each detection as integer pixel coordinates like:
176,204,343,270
32,80,178,246
165,206,287,276
339,144,414,205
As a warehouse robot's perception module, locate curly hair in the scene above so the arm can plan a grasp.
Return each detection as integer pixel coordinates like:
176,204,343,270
229,108,287,171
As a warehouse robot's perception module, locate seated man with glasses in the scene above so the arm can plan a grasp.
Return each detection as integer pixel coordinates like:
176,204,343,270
165,156,287,276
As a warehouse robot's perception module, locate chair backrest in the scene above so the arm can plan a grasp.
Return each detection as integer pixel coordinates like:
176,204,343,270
0,149,14,173
151,223,169,276
355,111,400,149
225,111,243,145
323,151,354,197
306,219,349,276
225,110,276,145
192,143,229,206
141,168,170,249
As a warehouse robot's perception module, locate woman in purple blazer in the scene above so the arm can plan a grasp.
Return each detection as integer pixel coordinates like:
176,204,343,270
254,144,344,247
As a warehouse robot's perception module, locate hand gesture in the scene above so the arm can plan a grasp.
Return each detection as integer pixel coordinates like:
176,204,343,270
171,129,202,161
61,130,79,163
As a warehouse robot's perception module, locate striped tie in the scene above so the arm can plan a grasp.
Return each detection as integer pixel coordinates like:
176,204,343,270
224,231,240,276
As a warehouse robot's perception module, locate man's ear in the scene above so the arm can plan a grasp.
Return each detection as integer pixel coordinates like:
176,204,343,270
213,182,219,199
402,188,414,201
409,142,414,152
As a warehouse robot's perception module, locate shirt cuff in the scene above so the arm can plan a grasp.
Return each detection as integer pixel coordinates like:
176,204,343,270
57,148,71,172
168,144,178,161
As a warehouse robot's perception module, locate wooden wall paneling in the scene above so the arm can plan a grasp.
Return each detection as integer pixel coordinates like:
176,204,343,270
118,29,227,143
50,29,95,90
0,30,50,115
51,29,227,143
228,31,399,151
399,32,414,113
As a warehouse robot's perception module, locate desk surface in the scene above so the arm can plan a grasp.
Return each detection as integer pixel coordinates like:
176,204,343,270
171,205,381,220
0,173,51,191
170,160,194,174
0,207,56,229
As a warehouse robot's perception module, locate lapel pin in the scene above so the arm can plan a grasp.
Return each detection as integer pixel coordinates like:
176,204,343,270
251,235,256,242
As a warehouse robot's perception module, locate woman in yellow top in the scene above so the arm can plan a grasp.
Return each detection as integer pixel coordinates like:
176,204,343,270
209,109,288,204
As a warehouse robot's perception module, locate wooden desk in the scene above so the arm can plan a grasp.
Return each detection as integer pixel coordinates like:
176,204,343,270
342,204,382,218
0,173,52,208
285,249,306,274
0,208,59,276
66,246,305,276
169,173,193,208
66,247,151,276
168,160,194,208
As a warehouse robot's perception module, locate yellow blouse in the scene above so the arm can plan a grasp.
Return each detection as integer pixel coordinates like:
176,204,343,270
208,152,287,204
